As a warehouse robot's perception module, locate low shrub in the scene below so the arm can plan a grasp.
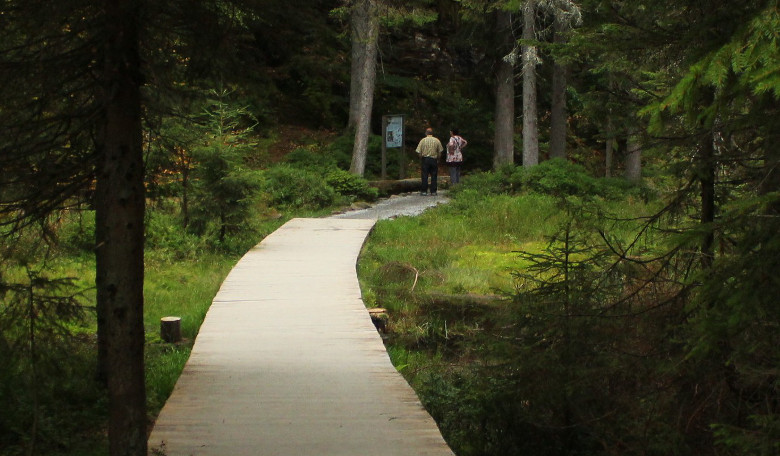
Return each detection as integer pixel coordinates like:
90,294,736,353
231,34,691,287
453,159,651,202
321,134,357,170
284,147,338,171
520,158,597,197
145,210,206,260
261,164,336,209
325,169,379,201
449,169,513,197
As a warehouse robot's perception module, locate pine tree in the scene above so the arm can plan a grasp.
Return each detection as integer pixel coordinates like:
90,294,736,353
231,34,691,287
189,89,262,244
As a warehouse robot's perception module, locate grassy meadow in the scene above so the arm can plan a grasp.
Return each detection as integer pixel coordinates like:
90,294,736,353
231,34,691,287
357,167,676,455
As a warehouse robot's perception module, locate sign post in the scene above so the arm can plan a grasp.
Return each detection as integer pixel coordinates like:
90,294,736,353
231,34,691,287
381,114,404,179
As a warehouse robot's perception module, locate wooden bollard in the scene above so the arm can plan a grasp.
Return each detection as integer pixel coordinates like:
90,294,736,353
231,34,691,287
160,316,182,343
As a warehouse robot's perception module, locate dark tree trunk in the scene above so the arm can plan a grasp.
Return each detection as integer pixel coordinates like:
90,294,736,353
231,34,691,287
493,9,515,169
179,150,191,229
94,1,147,454
605,137,614,177
549,16,568,160
700,131,716,269
522,0,539,167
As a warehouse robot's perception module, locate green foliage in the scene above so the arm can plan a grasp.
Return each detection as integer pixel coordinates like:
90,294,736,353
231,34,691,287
448,167,518,197
451,160,652,202
519,159,593,196
277,145,378,203
188,89,264,242
321,134,357,170
284,147,339,171
682,191,780,454
260,164,336,209
359,188,698,455
0,235,102,454
56,209,96,254
145,210,207,260
325,168,379,201
645,2,780,131
335,134,384,178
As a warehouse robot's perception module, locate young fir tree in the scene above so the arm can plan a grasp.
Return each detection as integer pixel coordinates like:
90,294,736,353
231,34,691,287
189,89,262,244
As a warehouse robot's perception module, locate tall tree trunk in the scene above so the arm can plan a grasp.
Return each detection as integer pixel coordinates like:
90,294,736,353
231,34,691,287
605,137,614,178
348,0,379,176
522,0,539,167
700,130,716,269
95,1,147,454
625,132,642,183
493,9,515,169
181,159,190,229
761,118,780,215
549,14,568,160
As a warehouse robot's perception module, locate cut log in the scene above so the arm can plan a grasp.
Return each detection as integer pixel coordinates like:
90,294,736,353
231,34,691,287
160,316,182,343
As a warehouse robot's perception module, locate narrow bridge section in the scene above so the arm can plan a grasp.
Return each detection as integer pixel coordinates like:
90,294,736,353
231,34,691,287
148,218,453,455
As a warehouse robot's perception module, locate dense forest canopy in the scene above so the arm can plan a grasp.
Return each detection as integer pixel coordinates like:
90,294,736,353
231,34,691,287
1,0,778,455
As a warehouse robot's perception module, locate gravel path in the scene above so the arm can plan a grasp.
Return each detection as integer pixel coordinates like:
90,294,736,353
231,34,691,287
331,191,449,220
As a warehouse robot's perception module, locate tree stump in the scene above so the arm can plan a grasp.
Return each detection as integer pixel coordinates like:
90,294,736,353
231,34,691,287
368,308,388,333
160,316,182,343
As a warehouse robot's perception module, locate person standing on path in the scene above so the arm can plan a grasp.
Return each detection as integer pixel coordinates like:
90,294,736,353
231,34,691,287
415,127,444,195
446,128,467,185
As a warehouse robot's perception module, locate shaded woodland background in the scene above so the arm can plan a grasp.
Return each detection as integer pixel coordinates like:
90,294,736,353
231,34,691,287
1,0,778,455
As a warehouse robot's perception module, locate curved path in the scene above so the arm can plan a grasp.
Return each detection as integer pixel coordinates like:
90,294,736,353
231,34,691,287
148,195,452,455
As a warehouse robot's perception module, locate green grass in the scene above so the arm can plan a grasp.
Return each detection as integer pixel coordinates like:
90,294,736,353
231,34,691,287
144,254,238,342
143,253,239,416
358,187,660,455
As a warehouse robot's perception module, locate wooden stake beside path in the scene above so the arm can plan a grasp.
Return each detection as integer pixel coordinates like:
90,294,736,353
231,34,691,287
148,218,453,455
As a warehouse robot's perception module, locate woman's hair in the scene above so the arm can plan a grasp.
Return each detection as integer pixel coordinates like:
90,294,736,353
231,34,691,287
450,128,459,135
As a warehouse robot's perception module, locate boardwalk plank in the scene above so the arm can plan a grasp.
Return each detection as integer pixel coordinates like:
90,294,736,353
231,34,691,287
148,218,453,455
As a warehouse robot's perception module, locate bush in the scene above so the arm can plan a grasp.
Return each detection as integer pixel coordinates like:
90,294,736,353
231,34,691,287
450,169,514,197
261,164,336,209
284,147,338,171
145,210,206,260
594,177,656,202
325,169,379,201
321,134,356,170
452,160,650,202
322,133,385,178
521,158,597,197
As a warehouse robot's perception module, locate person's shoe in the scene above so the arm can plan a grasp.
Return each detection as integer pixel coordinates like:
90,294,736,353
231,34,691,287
420,192,428,196
430,192,437,196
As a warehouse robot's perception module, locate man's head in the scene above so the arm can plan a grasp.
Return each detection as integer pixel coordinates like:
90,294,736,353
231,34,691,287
425,128,433,136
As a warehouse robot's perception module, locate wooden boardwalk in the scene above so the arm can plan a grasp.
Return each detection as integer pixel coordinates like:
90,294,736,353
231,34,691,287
148,217,454,455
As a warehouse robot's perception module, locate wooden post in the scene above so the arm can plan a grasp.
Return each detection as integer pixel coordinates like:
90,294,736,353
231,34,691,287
160,316,182,343
381,116,388,179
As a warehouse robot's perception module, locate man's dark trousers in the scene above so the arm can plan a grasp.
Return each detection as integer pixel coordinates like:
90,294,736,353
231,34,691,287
421,156,438,194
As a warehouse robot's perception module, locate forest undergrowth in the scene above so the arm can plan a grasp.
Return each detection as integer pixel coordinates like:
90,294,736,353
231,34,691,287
358,160,778,456
0,141,379,456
